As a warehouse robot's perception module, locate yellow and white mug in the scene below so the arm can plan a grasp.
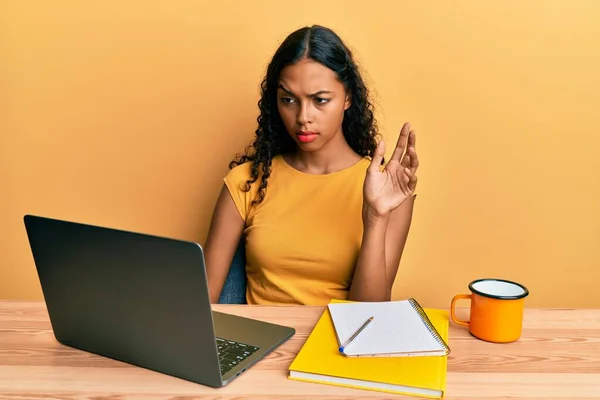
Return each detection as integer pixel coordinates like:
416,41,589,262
451,278,529,343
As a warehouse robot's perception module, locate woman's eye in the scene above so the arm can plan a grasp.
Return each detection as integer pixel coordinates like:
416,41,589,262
282,97,296,104
315,97,329,104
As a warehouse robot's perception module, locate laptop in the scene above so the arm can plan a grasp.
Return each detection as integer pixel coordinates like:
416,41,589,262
23,214,295,388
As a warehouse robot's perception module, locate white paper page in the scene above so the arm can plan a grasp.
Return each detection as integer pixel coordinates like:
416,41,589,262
327,300,445,356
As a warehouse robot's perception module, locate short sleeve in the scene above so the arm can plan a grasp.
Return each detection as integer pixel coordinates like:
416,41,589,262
223,162,258,222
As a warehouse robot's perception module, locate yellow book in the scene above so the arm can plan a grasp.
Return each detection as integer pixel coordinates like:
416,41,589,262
288,301,449,398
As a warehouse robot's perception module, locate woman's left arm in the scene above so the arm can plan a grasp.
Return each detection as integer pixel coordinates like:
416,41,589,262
348,123,419,302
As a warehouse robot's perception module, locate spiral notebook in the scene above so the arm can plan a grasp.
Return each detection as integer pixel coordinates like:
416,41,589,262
327,298,450,357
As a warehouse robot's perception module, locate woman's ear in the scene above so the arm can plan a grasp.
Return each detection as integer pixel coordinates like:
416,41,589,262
344,94,351,111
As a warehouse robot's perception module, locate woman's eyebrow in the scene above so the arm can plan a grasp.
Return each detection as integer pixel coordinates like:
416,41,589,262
277,84,295,96
277,84,332,97
310,90,332,96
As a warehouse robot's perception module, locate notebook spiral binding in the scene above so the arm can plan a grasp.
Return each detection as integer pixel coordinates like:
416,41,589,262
407,298,451,354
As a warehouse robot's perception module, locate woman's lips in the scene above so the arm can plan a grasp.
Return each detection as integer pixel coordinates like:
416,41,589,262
297,131,318,143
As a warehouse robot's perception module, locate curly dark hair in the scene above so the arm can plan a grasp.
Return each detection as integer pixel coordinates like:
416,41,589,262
230,25,379,206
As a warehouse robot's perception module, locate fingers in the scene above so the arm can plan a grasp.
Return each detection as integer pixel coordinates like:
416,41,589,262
399,167,418,194
407,145,419,173
407,128,416,149
404,130,418,173
401,153,411,168
406,168,418,192
390,123,411,162
368,140,385,172
402,168,410,186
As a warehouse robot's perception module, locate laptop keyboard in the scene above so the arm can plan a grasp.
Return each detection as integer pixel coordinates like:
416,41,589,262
216,337,260,375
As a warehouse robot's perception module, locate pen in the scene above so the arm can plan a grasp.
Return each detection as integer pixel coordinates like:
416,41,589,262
339,316,374,354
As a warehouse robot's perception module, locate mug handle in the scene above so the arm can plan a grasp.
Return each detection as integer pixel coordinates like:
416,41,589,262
450,294,471,327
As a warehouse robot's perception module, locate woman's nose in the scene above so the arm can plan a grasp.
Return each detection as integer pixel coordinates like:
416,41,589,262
296,102,313,126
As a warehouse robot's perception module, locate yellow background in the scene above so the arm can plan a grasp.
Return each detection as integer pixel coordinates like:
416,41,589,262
2,1,598,308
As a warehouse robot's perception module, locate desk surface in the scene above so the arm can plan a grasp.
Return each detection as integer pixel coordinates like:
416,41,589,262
1,301,599,399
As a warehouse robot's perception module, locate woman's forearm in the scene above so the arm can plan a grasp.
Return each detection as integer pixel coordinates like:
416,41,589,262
347,204,391,302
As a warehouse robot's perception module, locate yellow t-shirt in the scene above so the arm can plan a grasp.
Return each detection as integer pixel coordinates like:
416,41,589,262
223,154,371,306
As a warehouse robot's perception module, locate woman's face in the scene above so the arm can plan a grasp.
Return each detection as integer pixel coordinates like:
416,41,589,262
277,59,350,153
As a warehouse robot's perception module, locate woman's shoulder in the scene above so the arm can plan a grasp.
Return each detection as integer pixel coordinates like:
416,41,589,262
226,160,253,180
224,156,284,191
222,161,252,201
226,156,280,176
227,155,276,179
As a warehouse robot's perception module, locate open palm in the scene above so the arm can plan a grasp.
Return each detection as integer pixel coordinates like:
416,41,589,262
364,123,419,217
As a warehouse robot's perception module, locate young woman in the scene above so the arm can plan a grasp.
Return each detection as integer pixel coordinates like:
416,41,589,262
204,25,419,305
